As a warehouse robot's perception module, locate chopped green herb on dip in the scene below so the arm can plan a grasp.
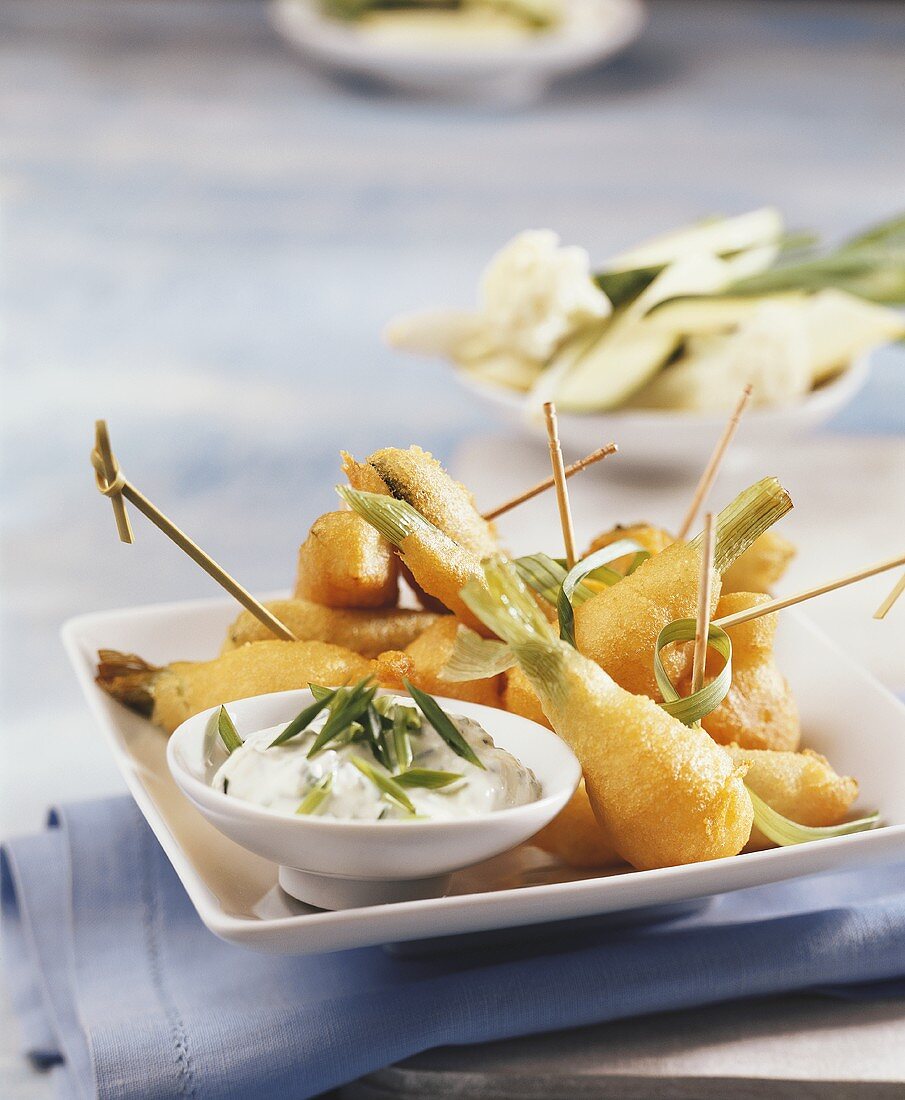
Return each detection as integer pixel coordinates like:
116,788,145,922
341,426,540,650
212,683,540,822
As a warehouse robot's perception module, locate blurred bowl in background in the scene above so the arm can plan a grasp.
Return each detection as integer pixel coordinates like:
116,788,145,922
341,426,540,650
269,0,646,104
457,352,871,465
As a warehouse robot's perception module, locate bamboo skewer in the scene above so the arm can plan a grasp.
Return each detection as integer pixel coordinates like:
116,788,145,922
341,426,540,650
542,401,577,569
874,572,905,620
714,551,905,631
691,513,716,694
675,385,753,541
93,419,134,544
481,442,618,521
90,420,298,641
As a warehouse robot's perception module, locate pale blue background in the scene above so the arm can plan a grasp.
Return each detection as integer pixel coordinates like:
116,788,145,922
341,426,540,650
2,1,905,1092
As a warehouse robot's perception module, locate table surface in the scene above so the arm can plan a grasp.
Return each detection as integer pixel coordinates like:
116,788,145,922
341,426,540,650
2,0,905,1095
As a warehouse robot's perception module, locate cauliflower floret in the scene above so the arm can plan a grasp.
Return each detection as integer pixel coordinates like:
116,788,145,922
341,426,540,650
479,230,612,360
385,230,611,372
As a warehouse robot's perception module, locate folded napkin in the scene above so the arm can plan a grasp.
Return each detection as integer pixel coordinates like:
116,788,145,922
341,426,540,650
3,797,905,1100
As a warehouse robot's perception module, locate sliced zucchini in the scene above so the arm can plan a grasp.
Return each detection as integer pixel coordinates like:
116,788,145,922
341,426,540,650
552,327,679,411
606,207,783,273
544,253,738,412
646,293,805,336
802,289,905,384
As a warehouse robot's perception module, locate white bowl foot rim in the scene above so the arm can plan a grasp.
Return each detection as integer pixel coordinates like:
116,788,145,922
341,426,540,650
279,865,452,910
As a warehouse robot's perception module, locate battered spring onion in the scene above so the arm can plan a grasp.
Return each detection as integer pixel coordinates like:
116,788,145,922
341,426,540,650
443,546,879,850
657,628,880,844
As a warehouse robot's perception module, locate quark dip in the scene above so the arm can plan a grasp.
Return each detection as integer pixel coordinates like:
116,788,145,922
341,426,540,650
212,685,541,823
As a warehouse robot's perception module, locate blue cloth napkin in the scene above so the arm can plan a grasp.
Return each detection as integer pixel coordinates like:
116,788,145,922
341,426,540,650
3,796,905,1100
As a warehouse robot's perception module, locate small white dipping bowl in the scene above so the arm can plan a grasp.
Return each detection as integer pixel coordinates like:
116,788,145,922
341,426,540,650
167,688,580,911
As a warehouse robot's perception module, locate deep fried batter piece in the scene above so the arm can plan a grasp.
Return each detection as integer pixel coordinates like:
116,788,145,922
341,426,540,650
725,744,858,851
502,665,549,728
465,560,754,871
365,445,500,558
532,781,622,869
294,511,398,609
223,598,439,658
697,591,801,752
574,478,792,699
584,522,674,574
377,618,501,707
96,641,375,734
722,530,796,594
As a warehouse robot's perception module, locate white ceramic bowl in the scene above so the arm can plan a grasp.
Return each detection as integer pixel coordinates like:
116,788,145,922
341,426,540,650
167,688,580,910
269,0,646,104
458,354,870,466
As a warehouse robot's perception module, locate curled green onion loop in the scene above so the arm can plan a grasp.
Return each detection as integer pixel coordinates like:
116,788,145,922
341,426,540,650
654,617,732,726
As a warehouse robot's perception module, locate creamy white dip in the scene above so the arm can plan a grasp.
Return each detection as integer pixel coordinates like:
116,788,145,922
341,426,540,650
212,696,540,822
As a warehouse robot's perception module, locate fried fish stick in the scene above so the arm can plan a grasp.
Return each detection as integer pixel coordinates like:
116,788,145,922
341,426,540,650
344,445,500,558
463,560,753,871
294,511,398,609
722,530,796,595
724,745,858,851
222,598,441,659
696,591,800,752
376,618,502,707
96,641,375,734
575,478,792,699
338,486,491,634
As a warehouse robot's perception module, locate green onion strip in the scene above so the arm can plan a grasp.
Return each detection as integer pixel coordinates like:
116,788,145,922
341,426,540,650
558,539,650,646
654,617,732,726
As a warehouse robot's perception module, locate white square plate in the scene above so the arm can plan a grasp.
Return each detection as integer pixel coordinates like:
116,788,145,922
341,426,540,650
63,596,905,955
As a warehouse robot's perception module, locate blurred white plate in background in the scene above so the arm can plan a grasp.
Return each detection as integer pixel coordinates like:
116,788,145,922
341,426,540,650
269,0,646,103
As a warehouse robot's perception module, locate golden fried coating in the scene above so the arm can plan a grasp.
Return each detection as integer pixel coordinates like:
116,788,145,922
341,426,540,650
340,485,492,634
574,538,714,699
502,666,549,727
502,668,620,868
722,530,796,595
698,592,801,752
341,450,390,496
724,744,858,851
96,641,376,734
222,598,439,659
532,781,622,869
343,445,501,615
377,618,502,707
584,523,675,574
294,511,398,609
465,561,754,870
574,479,792,700
366,445,500,558
541,646,753,869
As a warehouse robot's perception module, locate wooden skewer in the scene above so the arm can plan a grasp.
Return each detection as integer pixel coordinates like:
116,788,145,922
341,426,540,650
714,550,905,631
542,401,577,569
691,513,716,694
675,385,753,541
93,419,134,543
874,572,905,620
481,442,618,521
90,420,298,642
